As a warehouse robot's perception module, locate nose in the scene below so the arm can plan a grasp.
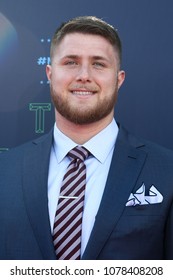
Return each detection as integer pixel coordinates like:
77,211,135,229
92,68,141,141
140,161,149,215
76,64,91,82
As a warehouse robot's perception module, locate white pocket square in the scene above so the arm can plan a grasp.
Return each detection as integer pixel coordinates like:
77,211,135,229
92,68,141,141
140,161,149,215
126,183,163,206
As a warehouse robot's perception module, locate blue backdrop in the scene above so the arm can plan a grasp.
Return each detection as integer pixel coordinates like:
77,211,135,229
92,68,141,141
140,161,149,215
0,0,173,150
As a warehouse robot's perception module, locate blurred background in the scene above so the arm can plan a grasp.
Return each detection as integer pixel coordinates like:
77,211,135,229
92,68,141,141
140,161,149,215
0,0,173,150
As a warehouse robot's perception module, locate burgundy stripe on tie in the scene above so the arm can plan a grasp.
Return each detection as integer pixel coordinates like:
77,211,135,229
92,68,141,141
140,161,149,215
53,146,89,260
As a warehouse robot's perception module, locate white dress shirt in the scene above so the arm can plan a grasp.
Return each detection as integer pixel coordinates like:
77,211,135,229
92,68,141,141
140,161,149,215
48,119,118,255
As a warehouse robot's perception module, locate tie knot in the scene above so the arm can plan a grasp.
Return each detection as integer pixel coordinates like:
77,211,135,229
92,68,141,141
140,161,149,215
68,146,89,162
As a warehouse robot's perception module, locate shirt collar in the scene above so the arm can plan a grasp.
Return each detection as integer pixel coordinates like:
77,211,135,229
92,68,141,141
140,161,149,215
53,125,77,164
53,119,118,164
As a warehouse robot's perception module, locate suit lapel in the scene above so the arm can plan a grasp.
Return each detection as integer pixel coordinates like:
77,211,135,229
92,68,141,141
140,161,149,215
82,126,147,259
22,131,56,259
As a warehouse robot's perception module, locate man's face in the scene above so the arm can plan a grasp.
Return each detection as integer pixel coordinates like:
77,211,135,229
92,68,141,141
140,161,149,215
46,32,125,125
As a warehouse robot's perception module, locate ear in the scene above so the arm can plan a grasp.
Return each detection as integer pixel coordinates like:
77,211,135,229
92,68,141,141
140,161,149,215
117,70,125,90
46,64,52,81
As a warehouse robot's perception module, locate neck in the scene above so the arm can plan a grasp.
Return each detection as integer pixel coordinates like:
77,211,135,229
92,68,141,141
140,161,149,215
55,111,114,144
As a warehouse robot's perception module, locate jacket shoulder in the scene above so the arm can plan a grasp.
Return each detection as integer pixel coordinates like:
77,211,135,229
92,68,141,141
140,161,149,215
0,130,53,162
118,125,173,160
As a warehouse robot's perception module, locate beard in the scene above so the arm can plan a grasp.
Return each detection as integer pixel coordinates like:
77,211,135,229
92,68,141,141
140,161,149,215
50,85,118,125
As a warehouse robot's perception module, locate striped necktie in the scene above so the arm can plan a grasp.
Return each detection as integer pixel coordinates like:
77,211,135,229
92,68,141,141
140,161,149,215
53,146,89,259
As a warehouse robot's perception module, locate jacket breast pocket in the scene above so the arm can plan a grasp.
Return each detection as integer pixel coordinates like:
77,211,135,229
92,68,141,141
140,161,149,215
123,203,163,216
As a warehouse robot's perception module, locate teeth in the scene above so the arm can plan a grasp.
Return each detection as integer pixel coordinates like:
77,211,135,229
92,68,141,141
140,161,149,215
72,91,94,96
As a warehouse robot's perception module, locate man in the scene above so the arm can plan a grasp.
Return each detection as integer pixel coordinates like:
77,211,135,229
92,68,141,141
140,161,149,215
0,16,173,260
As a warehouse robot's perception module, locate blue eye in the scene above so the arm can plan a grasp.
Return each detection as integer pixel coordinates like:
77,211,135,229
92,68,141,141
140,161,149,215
66,61,77,65
93,62,105,67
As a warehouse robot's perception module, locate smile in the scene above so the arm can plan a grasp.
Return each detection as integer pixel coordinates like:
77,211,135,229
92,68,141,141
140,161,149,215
72,91,95,96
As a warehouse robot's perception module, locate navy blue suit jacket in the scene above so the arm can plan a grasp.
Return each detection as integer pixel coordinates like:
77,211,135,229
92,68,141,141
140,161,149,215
0,126,173,259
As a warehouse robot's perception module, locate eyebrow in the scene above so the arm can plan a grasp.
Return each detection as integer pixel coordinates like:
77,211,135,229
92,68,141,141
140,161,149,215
61,54,110,62
92,56,108,61
61,55,78,60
